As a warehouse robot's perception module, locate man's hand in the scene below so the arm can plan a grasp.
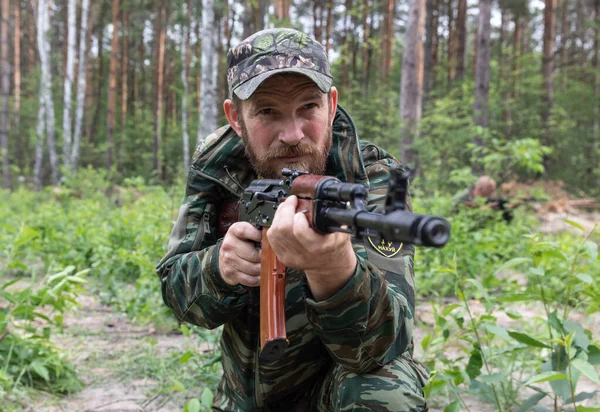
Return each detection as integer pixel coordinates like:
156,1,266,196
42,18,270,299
219,222,262,287
267,195,357,301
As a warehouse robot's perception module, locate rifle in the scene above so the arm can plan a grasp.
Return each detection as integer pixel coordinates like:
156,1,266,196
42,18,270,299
486,196,544,222
217,167,451,361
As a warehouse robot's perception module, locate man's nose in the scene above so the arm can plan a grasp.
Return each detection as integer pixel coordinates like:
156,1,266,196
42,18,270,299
277,118,303,146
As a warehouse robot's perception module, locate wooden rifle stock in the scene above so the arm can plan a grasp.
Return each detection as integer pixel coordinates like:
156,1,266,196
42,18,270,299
259,230,289,361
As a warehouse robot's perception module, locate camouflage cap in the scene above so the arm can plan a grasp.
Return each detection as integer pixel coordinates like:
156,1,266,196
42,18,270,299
227,28,333,100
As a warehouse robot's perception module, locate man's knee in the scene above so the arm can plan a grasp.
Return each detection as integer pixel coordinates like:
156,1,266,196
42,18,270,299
329,356,429,412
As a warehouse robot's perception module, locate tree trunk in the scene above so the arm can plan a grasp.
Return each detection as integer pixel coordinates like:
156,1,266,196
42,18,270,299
341,0,351,93
28,0,36,74
325,0,333,53
501,8,512,139
423,0,437,99
90,1,108,149
138,31,146,122
1,0,11,189
593,0,599,155
361,0,370,97
559,0,569,91
13,0,22,173
473,0,492,174
455,0,467,80
181,1,190,173
542,0,557,169
71,0,90,171
447,0,456,85
62,0,76,170
153,4,166,180
34,94,45,189
106,0,120,173
399,0,425,169
37,0,58,185
198,0,218,146
275,0,290,23
513,14,522,100
382,0,396,81
120,8,128,171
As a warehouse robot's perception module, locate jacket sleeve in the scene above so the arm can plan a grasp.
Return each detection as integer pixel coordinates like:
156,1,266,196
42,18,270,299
155,164,249,329
304,143,417,373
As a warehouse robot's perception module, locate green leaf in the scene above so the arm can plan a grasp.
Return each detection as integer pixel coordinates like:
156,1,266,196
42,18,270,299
528,267,545,277
201,388,214,408
443,400,461,412
571,359,600,385
573,273,593,284
13,226,41,248
180,324,191,338
421,333,431,351
548,311,564,335
563,320,589,350
494,257,532,275
588,344,600,365
576,407,600,412
170,378,186,392
483,324,511,341
178,351,194,364
442,303,462,316
516,392,546,412
508,331,550,348
583,240,598,261
184,398,201,412
523,371,568,386
466,347,483,380
465,279,490,301
563,219,585,232
29,360,50,381
481,373,504,384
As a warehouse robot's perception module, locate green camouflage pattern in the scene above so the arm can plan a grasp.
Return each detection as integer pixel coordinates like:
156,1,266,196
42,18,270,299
227,28,333,100
156,105,428,411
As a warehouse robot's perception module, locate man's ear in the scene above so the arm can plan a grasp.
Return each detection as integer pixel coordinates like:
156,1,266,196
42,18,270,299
328,87,338,125
224,99,243,136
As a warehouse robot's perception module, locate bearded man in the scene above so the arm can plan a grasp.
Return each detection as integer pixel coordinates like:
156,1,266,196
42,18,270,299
156,28,429,411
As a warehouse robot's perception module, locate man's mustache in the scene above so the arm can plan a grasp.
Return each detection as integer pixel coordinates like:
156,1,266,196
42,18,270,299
258,142,318,162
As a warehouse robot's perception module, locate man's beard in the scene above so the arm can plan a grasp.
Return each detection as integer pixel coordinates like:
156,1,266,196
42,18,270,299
239,118,333,178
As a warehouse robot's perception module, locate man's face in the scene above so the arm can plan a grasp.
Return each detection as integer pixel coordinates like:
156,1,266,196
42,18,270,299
225,74,338,178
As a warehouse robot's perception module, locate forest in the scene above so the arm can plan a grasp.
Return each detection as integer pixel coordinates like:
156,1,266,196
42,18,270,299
0,0,599,410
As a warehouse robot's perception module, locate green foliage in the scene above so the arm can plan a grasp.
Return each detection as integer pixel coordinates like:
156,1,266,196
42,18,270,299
1,168,179,327
0,266,86,396
421,223,600,410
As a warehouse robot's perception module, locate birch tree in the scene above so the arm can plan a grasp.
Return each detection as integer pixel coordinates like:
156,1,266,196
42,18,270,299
1,0,11,189
473,0,492,175
71,0,90,171
36,0,58,185
62,0,76,170
399,0,425,169
197,0,218,147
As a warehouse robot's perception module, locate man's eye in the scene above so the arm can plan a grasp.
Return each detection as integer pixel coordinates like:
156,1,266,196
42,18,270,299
258,108,273,115
303,103,318,110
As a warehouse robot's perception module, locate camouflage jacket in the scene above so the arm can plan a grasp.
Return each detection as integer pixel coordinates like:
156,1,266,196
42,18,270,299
156,105,418,409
